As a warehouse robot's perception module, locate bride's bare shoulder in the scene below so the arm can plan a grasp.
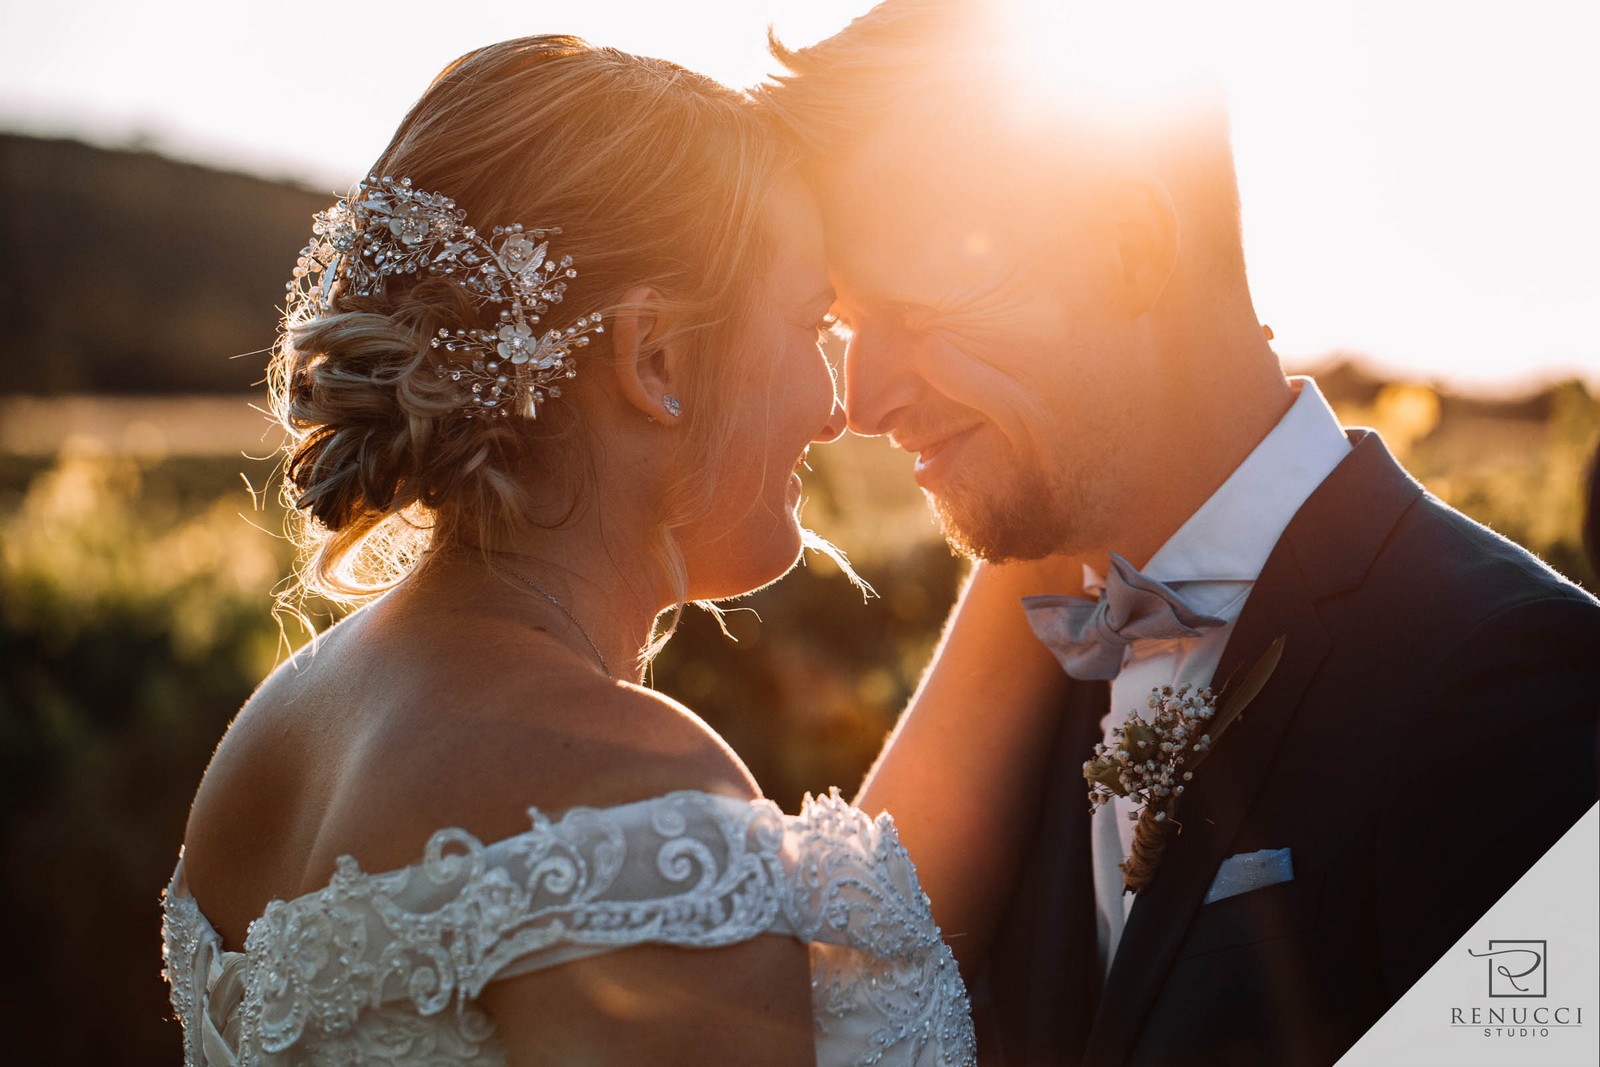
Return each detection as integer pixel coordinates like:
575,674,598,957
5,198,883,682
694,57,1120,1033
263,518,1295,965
182,603,758,947
264,600,754,796
429,662,763,818
344,605,758,833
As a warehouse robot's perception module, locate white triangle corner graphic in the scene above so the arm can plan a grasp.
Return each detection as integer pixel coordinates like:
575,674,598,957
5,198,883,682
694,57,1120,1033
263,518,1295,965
1336,802,1599,1066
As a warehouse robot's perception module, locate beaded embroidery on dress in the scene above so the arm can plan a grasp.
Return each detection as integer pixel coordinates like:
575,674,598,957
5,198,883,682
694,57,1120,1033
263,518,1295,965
162,790,974,1065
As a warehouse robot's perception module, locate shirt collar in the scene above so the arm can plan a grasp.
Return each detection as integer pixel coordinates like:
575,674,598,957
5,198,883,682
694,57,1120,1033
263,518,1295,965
1138,376,1351,587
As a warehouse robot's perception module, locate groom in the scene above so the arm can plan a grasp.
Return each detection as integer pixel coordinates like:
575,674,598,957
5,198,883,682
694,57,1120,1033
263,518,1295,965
763,2,1600,1064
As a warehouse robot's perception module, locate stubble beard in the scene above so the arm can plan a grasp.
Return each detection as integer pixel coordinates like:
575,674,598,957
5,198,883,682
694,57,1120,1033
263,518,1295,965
928,456,1091,563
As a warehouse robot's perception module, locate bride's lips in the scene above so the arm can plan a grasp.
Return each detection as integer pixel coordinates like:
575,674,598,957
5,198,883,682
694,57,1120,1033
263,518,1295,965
905,427,979,490
787,446,811,495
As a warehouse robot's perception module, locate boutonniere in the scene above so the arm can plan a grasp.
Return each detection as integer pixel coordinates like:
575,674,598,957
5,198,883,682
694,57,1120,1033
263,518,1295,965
1083,635,1287,894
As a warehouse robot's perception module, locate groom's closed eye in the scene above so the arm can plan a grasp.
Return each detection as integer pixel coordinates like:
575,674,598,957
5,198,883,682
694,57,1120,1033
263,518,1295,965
832,299,930,338
875,300,930,328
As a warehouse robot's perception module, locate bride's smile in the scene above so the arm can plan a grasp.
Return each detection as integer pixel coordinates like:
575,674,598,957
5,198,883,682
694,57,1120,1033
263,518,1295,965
670,175,845,603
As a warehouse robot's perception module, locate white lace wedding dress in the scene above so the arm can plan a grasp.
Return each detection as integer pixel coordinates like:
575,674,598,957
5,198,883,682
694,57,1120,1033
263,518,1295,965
161,789,975,1065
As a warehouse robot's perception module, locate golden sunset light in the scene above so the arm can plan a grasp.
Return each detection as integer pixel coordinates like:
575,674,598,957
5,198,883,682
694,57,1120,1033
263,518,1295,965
3,0,1594,390
3,6,1596,1063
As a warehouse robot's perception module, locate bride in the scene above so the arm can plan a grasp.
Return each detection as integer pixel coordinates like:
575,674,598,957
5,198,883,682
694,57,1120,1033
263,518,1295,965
163,34,1076,1065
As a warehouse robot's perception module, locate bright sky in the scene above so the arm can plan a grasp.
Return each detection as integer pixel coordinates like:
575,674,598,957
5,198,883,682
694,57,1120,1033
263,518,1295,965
3,0,1596,391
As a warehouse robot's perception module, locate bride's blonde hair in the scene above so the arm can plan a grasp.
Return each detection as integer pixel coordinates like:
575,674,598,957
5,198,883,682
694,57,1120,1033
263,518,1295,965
270,36,799,622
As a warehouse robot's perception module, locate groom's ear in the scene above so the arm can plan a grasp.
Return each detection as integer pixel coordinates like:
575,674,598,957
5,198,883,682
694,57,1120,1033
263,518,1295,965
608,285,687,424
1106,178,1179,317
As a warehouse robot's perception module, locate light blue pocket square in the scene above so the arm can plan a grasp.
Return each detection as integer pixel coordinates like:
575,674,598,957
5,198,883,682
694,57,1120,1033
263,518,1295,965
1204,847,1294,904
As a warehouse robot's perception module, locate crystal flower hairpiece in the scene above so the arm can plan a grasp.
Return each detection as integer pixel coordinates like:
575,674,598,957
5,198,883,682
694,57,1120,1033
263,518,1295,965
288,175,604,419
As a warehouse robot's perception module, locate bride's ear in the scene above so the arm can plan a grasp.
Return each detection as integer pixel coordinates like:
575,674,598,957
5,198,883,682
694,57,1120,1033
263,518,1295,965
608,285,687,424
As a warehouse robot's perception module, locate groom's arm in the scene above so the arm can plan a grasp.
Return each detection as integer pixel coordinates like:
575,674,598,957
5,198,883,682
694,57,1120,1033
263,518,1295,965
855,558,1081,973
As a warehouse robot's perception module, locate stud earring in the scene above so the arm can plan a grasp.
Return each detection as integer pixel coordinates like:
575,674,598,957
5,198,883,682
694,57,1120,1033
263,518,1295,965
663,394,682,418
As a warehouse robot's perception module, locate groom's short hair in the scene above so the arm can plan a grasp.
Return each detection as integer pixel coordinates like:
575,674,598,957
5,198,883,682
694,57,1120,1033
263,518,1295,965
759,0,1249,285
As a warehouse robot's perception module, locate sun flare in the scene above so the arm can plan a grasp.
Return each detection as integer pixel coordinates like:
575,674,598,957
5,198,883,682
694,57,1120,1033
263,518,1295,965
999,0,1231,102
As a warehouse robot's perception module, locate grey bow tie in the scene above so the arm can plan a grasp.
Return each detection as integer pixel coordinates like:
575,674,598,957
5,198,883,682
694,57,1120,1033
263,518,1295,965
1022,553,1225,680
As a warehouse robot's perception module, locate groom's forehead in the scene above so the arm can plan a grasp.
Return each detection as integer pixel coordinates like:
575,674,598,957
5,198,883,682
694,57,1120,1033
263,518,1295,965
816,135,1059,302
810,86,1097,288
825,127,985,271
819,180,969,281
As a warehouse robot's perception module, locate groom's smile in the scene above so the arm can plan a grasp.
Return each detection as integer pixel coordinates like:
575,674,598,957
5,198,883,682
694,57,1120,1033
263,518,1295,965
896,424,982,490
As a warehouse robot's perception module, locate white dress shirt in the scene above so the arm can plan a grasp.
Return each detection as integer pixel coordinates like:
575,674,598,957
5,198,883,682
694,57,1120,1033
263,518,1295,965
1087,376,1352,978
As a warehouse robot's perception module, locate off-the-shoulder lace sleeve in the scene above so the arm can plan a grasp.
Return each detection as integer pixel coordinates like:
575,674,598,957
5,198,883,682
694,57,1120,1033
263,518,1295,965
161,790,974,1066
787,794,974,1066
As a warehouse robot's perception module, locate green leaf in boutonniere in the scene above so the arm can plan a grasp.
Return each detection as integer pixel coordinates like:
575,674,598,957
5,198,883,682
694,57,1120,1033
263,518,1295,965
1081,635,1287,893
1186,633,1287,775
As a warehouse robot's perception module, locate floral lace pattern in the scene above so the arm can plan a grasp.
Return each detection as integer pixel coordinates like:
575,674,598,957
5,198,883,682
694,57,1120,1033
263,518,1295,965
161,791,974,1066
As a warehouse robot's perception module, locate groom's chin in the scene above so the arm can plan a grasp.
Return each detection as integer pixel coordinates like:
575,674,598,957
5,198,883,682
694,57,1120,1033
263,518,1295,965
925,483,1073,564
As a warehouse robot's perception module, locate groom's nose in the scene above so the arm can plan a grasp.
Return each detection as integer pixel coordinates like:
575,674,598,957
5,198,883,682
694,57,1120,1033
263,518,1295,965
842,320,920,437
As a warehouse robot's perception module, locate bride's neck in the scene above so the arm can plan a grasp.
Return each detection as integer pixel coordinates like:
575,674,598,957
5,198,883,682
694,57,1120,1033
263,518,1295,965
488,545,661,685
426,506,672,685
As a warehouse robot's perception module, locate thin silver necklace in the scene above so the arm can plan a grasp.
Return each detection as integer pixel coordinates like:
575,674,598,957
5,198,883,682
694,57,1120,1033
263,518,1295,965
503,566,612,678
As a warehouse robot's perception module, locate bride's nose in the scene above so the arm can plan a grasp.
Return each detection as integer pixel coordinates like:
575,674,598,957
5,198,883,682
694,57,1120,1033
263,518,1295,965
813,397,847,444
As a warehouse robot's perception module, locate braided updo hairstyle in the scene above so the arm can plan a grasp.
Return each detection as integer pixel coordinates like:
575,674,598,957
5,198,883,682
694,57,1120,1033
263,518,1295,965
269,37,798,608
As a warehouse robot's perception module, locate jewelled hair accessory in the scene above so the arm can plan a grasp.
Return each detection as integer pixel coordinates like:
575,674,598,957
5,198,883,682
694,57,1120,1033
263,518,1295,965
289,175,604,419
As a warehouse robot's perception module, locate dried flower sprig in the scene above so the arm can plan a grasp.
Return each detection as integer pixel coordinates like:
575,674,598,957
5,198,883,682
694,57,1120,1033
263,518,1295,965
1084,634,1286,893
1085,683,1214,818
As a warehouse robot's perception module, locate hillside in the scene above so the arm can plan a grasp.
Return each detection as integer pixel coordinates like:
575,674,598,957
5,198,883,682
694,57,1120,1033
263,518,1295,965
0,134,331,394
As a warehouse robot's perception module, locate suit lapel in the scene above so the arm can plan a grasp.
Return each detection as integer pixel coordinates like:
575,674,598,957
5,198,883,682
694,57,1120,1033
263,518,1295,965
1080,431,1422,1064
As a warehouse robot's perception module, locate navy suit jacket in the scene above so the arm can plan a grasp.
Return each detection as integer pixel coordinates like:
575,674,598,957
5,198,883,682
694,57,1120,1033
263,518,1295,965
972,430,1600,1066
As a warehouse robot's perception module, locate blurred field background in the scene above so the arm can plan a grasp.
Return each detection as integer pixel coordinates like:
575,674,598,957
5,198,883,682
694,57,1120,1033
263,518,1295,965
2,134,1597,1061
